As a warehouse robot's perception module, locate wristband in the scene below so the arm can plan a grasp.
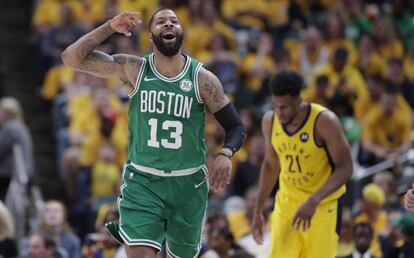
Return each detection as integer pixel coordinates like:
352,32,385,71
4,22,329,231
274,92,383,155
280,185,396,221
216,152,232,159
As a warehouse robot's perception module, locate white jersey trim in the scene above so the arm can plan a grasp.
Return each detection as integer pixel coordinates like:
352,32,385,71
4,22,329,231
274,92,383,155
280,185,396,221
128,58,147,98
193,62,204,103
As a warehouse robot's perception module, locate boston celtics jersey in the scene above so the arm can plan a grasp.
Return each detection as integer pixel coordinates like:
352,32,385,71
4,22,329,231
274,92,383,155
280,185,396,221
271,103,345,203
127,53,206,170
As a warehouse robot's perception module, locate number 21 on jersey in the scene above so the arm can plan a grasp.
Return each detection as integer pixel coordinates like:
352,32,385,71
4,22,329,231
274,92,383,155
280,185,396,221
147,118,183,149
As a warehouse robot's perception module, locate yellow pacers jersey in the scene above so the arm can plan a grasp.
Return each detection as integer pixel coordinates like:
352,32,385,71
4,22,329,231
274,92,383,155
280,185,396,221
271,103,345,203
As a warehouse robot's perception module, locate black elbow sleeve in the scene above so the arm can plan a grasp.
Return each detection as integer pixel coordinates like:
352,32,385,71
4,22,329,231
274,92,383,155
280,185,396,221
213,103,247,153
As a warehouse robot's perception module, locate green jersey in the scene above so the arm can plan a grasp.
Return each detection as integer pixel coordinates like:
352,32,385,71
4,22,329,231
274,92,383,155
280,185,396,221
127,53,206,170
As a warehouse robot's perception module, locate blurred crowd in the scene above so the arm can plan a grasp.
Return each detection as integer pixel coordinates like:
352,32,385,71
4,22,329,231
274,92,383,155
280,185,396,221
2,0,414,257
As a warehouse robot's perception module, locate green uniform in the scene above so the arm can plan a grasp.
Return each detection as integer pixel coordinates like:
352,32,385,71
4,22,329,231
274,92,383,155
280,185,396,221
118,53,209,257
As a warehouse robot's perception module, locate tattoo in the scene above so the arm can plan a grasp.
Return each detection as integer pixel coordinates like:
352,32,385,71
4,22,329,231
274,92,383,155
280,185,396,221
63,22,139,81
198,68,229,113
74,22,114,62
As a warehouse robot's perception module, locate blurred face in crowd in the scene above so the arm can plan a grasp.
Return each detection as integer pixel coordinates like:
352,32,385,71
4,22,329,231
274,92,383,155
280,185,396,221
150,9,184,57
271,95,301,126
381,93,397,115
305,26,321,52
327,15,342,39
42,201,65,228
366,78,384,100
248,135,265,166
373,173,394,196
93,87,111,111
28,235,53,258
333,57,346,72
354,225,374,254
208,229,232,255
387,60,403,81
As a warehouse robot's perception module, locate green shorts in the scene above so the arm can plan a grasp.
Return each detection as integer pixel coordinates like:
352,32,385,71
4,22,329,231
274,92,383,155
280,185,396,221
117,161,209,257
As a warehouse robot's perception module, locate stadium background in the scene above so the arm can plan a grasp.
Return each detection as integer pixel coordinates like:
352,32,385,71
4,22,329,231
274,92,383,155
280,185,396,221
1,0,414,257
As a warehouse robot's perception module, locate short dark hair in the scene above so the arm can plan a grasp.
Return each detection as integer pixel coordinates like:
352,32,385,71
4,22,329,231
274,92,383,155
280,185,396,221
268,71,304,97
353,223,373,236
148,8,175,31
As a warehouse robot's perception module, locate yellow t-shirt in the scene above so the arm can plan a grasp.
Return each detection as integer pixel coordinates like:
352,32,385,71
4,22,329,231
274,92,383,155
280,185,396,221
33,0,85,28
41,65,75,100
221,0,269,30
306,64,368,102
227,211,250,241
404,57,414,81
271,103,346,202
362,102,411,149
378,40,404,60
69,95,127,166
325,39,358,66
240,54,276,92
354,211,388,258
184,20,234,57
91,160,120,198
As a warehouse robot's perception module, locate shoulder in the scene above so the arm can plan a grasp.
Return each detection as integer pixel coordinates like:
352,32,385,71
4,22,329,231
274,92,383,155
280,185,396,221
262,111,275,138
197,67,221,88
315,109,341,128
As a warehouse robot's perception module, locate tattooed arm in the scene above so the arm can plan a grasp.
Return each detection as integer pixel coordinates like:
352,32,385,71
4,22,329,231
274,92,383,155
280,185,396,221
61,12,142,87
198,67,246,192
198,67,230,113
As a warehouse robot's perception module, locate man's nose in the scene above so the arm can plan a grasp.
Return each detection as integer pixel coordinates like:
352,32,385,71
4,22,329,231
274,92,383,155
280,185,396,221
164,20,173,27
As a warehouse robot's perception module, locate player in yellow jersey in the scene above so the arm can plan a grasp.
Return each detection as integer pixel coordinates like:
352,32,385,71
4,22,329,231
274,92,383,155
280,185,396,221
252,71,353,258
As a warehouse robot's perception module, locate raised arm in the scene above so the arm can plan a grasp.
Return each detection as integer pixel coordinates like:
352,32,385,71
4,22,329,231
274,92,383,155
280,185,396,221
198,67,246,191
61,12,143,88
252,111,280,244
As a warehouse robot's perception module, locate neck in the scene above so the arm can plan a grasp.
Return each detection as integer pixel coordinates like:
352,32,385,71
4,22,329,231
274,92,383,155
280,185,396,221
153,50,185,78
288,102,308,128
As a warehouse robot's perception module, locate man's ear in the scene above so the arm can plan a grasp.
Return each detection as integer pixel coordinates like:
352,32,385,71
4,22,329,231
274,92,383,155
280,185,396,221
148,32,153,42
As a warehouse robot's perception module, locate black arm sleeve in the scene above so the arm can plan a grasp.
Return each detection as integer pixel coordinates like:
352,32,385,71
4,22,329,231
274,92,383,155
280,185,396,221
213,103,247,153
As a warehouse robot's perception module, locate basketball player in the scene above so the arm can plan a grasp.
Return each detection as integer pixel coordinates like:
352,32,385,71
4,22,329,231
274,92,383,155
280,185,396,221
62,9,246,258
252,71,353,258
405,183,414,211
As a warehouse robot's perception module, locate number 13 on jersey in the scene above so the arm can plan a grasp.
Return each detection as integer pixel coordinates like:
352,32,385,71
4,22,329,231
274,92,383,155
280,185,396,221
147,118,183,149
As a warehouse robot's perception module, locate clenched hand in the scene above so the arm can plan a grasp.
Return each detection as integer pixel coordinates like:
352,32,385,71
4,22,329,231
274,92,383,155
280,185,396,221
109,11,142,36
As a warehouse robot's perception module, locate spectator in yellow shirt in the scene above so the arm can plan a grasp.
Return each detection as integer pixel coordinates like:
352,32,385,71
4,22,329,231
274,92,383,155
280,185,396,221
354,183,388,258
63,86,127,203
306,47,367,103
373,18,404,60
386,58,414,111
240,33,276,93
361,84,412,165
221,0,269,30
184,0,234,57
91,141,121,202
324,14,358,65
354,75,384,123
358,35,386,77
291,26,330,83
304,74,330,107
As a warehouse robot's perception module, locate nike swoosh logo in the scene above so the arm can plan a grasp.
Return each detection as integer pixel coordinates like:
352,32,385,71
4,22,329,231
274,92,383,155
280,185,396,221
194,180,205,189
144,76,158,82
328,208,335,213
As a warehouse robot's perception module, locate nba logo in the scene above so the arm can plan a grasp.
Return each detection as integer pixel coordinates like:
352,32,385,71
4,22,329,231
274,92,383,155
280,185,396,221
300,132,308,142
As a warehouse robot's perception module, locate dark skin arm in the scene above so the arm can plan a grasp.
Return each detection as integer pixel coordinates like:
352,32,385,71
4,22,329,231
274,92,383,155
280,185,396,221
61,12,143,92
292,110,353,231
198,67,233,192
252,111,280,244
